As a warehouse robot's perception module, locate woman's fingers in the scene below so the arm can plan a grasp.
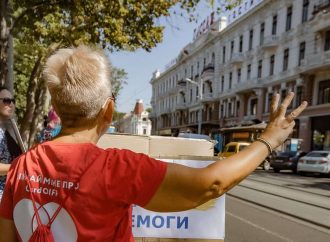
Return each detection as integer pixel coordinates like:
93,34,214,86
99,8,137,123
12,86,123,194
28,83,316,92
277,92,295,118
286,101,308,123
270,93,280,120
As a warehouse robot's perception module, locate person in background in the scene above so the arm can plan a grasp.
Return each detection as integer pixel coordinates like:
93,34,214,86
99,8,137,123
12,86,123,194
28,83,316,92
0,87,22,201
0,46,307,241
36,107,61,143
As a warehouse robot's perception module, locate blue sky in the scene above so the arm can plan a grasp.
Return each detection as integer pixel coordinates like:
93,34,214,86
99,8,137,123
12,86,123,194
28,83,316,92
110,3,217,113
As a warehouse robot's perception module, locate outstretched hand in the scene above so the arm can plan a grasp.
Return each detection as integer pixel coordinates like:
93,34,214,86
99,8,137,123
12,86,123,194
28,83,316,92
260,92,308,149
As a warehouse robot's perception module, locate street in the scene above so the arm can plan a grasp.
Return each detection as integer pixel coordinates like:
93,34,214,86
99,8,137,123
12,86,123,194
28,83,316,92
225,170,330,242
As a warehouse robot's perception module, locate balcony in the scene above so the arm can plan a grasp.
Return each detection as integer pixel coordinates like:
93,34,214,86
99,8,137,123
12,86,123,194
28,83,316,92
312,15,330,33
230,53,244,65
202,93,214,102
202,63,215,73
261,35,279,49
312,0,330,15
307,50,330,67
176,103,187,110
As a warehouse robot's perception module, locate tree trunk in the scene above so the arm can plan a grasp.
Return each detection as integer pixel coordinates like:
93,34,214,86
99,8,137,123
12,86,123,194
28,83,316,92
0,0,10,86
19,56,42,146
28,79,48,147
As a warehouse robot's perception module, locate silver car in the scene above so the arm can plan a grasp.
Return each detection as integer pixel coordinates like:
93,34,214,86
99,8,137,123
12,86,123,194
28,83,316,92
297,151,330,175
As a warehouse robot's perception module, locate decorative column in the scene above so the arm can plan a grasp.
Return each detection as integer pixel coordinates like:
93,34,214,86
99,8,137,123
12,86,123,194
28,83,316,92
254,88,265,121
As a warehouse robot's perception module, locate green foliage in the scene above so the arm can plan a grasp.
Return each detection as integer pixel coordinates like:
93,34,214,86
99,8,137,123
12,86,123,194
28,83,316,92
6,0,241,138
112,111,126,122
110,64,128,100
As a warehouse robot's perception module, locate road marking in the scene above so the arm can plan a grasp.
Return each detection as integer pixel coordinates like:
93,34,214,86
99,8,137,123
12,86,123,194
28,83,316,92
227,211,294,242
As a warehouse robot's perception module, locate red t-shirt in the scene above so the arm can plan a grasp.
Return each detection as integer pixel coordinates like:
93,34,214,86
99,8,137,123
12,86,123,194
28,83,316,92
0,142,167,241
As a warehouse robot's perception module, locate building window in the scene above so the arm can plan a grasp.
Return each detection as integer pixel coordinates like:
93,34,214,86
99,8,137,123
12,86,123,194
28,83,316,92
283,48,289,71
229,72,232,89
258,60,262,78
197,62,199,74
325,30,330,51
298,41,306,66
203,58,206,68
270,55,275,76
211,52,215,65
250,98,257,115
249,29,253,50
237,68,241,83
191,65,194,78
222,46,226,64
196,86,199,100
272,15,277,35
260,22,265,45
221,76,224,92
236,101,240,116
302,0,309,23
220,104,224,118
296,86,303,108
239,35,243,52
247,64,251,79
318,80,330,104
281,89,287,102
231,40,234,58
143,129,147,135
228,102,232,117
190,89,192,102
286,6,292,31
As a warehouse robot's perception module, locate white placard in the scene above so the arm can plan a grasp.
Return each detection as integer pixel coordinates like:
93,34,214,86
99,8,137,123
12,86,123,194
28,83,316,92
132,159,225,239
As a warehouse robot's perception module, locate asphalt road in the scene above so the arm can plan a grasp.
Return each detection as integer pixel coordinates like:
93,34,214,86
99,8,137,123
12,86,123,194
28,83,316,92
224,170,330,242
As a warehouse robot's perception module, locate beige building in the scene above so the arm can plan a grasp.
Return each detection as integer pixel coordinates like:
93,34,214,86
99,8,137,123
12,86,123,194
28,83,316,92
150,0,330,152
115,99,152,136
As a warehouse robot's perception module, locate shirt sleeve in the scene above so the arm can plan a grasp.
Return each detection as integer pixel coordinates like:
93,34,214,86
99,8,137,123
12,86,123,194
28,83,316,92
105,149,167,207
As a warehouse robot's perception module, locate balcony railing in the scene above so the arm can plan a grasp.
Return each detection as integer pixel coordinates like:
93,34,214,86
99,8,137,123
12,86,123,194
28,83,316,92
230,53,244,64
261,35,279,49
202,63,215,73
313,0,330,15
308,50,330,66
202,93,214,102
176,103,187,110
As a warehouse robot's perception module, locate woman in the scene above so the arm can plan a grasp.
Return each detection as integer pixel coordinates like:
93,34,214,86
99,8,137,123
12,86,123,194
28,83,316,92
0,87,22,201
0,46,307,242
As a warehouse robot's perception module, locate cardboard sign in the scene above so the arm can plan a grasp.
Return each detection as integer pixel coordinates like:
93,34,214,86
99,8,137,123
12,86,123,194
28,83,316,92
133,159,225,240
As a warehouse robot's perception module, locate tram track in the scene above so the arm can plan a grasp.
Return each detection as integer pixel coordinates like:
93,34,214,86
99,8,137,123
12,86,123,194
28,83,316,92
226,175,330,231
245,176,330,199
236,181,329,210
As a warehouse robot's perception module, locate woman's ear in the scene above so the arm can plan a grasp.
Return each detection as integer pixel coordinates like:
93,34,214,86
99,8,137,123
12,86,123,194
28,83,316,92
103,99,114,124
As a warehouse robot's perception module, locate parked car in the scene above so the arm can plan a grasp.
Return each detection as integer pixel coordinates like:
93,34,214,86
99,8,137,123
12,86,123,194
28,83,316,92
218,141,271,170
297,150,330,175
271,151,307,173
218,141,251,158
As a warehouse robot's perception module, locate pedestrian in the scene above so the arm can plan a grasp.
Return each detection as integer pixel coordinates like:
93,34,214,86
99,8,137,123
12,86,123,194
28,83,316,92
0,45,307,242
36,107,61,143
0,87,23,202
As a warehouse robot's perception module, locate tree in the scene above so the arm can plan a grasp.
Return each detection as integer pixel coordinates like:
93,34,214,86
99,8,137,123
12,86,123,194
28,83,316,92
1,0,242,146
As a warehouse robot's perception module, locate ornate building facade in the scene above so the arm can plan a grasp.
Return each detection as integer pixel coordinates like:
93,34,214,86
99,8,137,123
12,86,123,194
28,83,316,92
150,0,330,152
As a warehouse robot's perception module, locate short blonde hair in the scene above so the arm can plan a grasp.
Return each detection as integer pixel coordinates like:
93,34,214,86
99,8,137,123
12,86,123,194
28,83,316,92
43,45,111,127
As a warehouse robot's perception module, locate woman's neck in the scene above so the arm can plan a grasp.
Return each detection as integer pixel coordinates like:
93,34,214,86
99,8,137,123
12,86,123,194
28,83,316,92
53,126,102,144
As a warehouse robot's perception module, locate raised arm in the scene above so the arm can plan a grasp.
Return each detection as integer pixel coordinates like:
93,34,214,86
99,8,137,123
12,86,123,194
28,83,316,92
145,92,307,212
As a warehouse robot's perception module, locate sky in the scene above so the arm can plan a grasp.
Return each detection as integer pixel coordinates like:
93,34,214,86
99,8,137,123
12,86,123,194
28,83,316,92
110,3,218,113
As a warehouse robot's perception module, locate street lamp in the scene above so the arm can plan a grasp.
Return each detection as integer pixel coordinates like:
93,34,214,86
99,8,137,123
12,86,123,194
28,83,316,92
179,77,204,134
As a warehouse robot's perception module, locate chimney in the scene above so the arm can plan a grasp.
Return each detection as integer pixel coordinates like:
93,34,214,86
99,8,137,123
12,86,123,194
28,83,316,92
133,99,144,115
